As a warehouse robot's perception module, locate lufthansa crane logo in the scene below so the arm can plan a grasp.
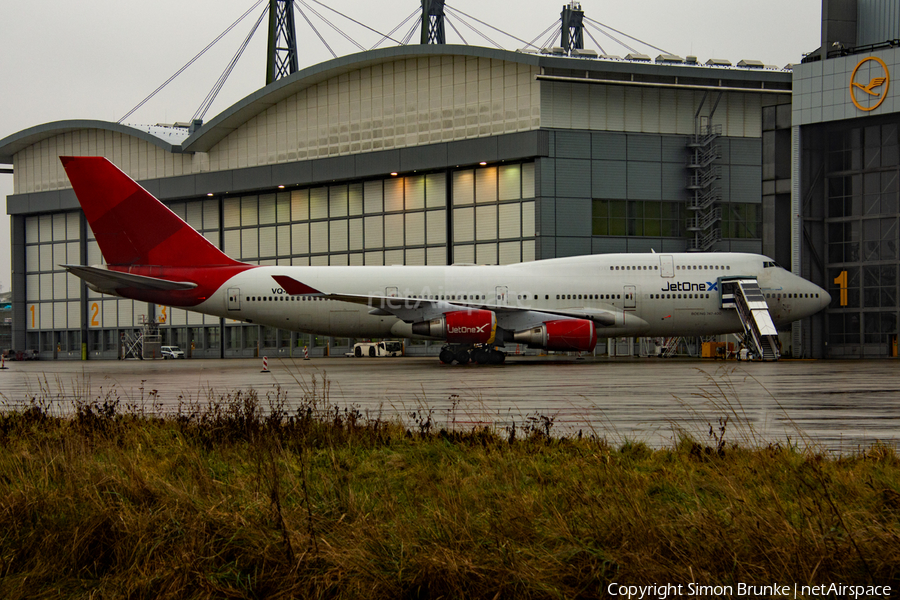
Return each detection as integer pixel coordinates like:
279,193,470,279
850,56,890,111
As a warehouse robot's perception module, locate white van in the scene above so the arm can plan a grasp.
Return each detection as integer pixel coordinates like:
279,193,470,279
161,345,185,359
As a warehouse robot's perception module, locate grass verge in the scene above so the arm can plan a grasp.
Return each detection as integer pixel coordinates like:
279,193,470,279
0,381,899,598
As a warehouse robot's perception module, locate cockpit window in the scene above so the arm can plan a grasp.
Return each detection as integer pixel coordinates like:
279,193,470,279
763,261,781,268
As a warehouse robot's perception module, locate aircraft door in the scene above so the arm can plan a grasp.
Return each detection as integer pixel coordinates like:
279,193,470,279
227,288,241,311
660,255,674,278
624,285,637,309
495,286,508,306
383,286,401,310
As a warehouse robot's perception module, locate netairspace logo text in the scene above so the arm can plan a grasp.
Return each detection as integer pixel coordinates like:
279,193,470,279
606,582,892,599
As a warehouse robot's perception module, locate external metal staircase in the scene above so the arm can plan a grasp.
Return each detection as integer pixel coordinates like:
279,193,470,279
661,337,683,357
686,124,723,252
721,279,780,361
686,207,723,232
688,185,722,212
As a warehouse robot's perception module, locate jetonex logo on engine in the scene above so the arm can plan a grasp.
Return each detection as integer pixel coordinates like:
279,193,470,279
448,324,489,334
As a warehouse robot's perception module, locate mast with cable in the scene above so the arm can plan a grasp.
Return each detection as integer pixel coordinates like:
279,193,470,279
267,0,299,84
420,0,446,45
561,1,584,54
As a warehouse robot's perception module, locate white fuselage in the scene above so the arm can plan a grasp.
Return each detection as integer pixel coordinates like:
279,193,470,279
188,253,829,341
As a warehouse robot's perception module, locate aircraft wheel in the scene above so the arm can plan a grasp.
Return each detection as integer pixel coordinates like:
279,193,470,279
492,351,506,364
472,348,489,364
439,349,455,364
455,349,471,365
484,351,500,365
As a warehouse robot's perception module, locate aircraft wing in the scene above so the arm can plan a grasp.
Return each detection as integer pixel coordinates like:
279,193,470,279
64,264,198,295
272,275,619,328
332,292,620,328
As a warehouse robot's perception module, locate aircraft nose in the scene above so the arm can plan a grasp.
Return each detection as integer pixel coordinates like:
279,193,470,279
819,286,832,311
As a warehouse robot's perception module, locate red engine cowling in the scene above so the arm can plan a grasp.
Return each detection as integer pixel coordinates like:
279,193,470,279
411,309,497,344
512,318,597,352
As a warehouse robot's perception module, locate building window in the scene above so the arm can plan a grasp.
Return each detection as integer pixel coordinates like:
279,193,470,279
822,121,900,352
720,203,761,239
592,200,680,237
862,264,898,308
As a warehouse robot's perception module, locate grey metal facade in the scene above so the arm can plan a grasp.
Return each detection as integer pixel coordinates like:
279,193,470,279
537,130,768,258
858,0,900,46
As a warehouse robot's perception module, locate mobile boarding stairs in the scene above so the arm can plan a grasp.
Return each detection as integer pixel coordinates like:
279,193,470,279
720,278,780,361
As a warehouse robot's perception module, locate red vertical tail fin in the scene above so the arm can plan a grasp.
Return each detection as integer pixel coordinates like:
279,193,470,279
60,156,239,268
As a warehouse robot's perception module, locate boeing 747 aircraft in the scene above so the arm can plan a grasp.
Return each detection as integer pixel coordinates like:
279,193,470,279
60,156,830,363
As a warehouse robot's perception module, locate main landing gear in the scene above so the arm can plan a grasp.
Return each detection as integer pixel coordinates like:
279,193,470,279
439,344,506,365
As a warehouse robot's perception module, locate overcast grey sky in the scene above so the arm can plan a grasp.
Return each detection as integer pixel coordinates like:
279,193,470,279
0,0,822,293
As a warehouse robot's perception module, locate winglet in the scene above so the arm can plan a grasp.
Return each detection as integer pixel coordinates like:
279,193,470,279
272,275,322,295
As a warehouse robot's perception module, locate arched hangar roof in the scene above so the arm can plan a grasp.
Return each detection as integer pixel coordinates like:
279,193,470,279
181,44,541,153
0,120,186,164
2,43,790,164
181,43,790,153
0,45,536,163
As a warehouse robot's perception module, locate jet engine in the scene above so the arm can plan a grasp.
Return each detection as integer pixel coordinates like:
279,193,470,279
411,309,497,344
512,318,597,352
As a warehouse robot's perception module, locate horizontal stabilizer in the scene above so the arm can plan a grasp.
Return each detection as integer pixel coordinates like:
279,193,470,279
64,264,198,295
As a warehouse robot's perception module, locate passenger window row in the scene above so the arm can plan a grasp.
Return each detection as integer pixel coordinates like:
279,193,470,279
247,296,324,302
556,294,620,300
677,265,730,270
407,294,485,301
650,293,711,299
244,290,770,304
766,293,820,299
608,265,732,271
609,265,657,270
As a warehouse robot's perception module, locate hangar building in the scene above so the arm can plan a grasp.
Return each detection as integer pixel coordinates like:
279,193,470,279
795,0,900,358
3,1,876,360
